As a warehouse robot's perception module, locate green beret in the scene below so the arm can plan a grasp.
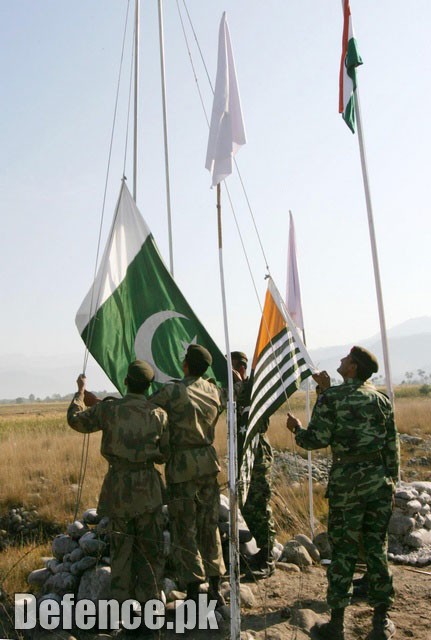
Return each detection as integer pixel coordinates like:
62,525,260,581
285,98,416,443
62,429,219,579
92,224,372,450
185,344,212,370
127,360,155,384
231,351,248,366
350,346,379,378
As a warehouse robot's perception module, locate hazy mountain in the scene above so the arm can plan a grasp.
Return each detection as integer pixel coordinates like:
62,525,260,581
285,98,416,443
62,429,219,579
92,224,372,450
310,316,431,382
1,317,431,398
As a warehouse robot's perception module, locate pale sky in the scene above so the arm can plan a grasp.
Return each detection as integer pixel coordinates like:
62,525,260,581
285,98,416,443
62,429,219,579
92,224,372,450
1,1,430,396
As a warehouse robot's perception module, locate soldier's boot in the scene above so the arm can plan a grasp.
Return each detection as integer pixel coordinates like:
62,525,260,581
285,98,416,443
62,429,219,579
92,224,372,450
208,576,226,609
367,605,396,640
186,581,201,604
352,572,369,598
312,607,345,640
249,547,275,578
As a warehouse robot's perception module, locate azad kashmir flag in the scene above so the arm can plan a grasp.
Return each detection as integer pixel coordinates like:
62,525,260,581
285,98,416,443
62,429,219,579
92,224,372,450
238,277,314,503
76,181,227,394
339,0,363,133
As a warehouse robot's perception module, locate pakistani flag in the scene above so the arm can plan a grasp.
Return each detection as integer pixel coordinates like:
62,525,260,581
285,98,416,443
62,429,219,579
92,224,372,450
339,0,363,133
238,277,314,502
76,181,227,394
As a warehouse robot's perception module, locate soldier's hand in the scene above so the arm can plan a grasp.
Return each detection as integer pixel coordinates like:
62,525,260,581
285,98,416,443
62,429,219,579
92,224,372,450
312,370,331,391
286,412,302,433
76,374,86,393
84,390,99,407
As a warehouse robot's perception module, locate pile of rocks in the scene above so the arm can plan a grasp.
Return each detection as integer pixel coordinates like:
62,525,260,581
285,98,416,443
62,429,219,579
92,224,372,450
0,506,53,551
27,509,112,601
272,451,330,485
388,481,431,566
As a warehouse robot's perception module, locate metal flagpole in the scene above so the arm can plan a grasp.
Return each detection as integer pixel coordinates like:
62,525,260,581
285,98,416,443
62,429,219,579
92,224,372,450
355,90,394,404
157,0,174,276
133,0,140,202
217,183,241,640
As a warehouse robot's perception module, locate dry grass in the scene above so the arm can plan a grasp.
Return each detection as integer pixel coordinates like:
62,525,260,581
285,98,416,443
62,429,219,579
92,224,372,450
0,389,430,594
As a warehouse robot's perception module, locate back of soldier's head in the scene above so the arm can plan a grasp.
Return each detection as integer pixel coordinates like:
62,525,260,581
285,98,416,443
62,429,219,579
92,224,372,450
126,360,155,393
350,346,378,382
185,344,212,377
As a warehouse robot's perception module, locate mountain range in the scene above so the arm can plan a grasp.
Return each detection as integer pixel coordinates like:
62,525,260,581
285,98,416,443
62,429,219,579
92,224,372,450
1,317,431,400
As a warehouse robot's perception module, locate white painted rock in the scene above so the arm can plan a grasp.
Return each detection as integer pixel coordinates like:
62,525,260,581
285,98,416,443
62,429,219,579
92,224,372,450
44,572,79,596
70,556,97,576
67,521,88,539
82,509,101,525
239,584,255,608
275,562,301,573
405,528,431,549
291,608,321,632
406,499,422,516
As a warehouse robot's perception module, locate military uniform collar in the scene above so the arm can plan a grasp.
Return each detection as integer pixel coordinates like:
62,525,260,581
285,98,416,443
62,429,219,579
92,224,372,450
343,377,363,385
125,392,148,399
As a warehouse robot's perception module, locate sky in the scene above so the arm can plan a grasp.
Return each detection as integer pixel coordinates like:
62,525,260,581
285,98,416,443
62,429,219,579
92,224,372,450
1,1,430,397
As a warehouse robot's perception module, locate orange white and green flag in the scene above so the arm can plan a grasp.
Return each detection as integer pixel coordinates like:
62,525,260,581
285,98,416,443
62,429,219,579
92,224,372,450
339,0,363,133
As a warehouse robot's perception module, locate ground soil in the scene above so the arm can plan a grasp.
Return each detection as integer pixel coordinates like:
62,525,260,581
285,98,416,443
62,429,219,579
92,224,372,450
1,564,429,639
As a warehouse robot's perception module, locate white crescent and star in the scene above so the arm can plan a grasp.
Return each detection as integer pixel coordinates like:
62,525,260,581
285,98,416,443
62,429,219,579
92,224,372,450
134,311,197,383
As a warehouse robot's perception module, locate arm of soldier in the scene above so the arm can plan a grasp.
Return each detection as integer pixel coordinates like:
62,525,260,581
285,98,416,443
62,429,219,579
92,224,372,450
151,408,170,464
67,375,104,434
286,395,333,450
381,406,400,483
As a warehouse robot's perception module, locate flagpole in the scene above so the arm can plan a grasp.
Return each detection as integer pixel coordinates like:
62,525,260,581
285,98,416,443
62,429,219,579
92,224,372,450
354,91,394,403
217,183,241,640
157,0,174,276
302,331,315,540
132,0,140,202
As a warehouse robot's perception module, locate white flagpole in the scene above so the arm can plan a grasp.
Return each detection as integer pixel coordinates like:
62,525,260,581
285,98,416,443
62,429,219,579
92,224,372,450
354,91,394,403
133,0,139,202
286,211,314,538
157,0,174,276
217,184,241,639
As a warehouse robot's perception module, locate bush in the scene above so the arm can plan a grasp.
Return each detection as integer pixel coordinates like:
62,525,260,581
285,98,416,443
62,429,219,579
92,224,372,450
419,384,431,396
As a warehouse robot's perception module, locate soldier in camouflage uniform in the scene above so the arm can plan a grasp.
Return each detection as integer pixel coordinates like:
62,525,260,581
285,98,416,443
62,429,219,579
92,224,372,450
151,344,226,608
286,346,399,640
67,361,169,630
231,351,276,578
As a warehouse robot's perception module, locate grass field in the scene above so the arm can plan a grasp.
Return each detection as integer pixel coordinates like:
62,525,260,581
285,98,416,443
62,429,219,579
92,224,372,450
0,389,430,595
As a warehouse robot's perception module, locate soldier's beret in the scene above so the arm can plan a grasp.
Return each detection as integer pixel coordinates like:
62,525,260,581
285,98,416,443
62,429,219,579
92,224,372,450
231,351,248,366
350,346,378,377
185,344,212,370
127,360,155,384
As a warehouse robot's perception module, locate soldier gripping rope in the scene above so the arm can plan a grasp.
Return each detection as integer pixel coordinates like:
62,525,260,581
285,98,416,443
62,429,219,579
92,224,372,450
67,361,169,635
286,346,399,640
151,344,227,611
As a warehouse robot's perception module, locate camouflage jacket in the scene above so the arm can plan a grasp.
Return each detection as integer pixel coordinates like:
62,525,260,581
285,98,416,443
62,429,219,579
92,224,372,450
295,378,400,507
151,376,223,484
67,392,169,517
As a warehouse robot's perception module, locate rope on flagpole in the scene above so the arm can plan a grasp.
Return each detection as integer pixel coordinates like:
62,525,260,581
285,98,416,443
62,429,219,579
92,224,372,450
217,184,241,640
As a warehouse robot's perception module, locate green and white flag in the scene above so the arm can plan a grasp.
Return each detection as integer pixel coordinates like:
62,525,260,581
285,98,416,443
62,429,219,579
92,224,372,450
339,0,363,133
76,181,227,394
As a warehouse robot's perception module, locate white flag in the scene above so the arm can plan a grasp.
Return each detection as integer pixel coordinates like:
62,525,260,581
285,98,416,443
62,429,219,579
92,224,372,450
205,12,246,187
286,211,304,331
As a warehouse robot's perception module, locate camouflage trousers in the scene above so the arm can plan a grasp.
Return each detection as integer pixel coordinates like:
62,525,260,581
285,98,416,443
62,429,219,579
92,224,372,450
168,473,226,585
327,483,394,609
110,509,164,604
242,435,276,551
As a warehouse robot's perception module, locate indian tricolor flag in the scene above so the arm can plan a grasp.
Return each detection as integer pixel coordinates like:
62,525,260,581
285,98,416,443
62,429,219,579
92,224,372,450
238,277,314,502
339,0,363,133
76,181,227,394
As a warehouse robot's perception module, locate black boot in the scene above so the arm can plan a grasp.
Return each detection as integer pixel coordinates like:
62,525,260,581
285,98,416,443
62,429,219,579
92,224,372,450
367,605,396,640
249,547,275,578
186,581,201,603
208,575,226,609
312,607,345,640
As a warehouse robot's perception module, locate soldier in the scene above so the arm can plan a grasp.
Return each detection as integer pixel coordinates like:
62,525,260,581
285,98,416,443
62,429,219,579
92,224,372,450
286,346,399,640
231,351,276,578
67,361,169,635
151,344,226,609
